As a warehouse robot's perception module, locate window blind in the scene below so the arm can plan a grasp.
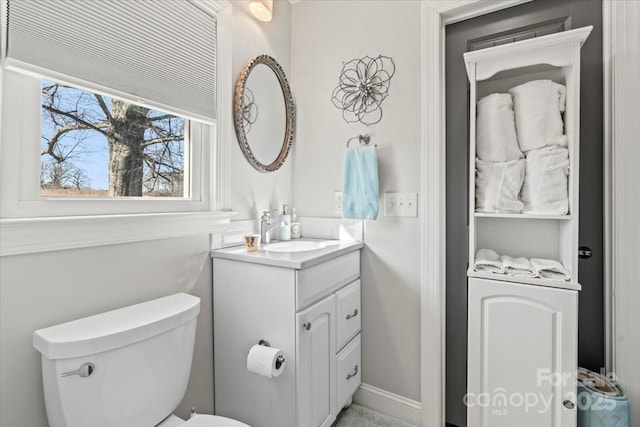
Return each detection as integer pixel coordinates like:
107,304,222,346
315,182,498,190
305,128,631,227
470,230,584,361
6,0,218,123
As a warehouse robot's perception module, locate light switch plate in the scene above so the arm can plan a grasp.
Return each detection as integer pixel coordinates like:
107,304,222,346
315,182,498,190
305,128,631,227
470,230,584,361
334,192,343,214
384,192,418,217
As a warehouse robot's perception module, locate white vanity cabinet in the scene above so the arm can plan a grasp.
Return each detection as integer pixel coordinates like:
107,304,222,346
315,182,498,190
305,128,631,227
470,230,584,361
212,243,362,427
464,27,591,427
296,294,336,427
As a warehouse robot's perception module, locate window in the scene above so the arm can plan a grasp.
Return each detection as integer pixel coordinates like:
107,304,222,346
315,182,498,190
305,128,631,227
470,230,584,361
40,80,188,199
0,0,225,218
0,0,232,255
0,71,211,218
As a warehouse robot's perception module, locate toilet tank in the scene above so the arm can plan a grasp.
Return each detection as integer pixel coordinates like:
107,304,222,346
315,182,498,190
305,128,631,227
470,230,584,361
33,293,201,427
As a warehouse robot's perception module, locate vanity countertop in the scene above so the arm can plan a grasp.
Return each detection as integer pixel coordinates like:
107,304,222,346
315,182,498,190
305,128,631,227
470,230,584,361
211,238,363,269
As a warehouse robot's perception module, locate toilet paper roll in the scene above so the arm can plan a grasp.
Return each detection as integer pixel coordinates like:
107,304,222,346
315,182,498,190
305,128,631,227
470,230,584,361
247,344,285,378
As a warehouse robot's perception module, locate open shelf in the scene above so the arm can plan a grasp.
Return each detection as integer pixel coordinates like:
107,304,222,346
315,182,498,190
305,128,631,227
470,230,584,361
474,213,572,220
465,27,592,286
467,270,581,292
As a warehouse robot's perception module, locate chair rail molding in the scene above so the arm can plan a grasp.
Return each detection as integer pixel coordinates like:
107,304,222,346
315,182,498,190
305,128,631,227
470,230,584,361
420,1,532,426
0,211,235,257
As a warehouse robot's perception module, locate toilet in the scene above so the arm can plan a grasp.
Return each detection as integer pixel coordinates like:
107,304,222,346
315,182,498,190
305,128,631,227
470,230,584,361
32,293,249,427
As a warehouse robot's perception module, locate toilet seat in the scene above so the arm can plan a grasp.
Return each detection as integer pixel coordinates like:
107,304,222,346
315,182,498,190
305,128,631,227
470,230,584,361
183,414,250,427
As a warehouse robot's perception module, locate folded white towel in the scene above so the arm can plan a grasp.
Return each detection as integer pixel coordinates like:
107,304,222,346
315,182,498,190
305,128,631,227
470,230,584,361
509,79,567,152
475,158,525,213
531,258,571,281
474,249,504,274
501,255,536,278
521,146,570,215
476,93,523,162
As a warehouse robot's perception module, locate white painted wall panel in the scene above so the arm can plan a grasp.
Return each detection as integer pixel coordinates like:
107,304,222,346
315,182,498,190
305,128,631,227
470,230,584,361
291,0,422,402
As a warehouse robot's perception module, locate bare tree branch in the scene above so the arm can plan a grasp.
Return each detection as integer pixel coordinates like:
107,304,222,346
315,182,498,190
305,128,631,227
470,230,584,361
41,83,185,196
143,155,183,172
41,123,92,161
148,114,176,122
42,105,114,140
142,134,184,147
94,93,113,121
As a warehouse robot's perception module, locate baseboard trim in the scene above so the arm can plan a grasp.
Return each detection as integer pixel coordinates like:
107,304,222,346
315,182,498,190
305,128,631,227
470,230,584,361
353,383,422,426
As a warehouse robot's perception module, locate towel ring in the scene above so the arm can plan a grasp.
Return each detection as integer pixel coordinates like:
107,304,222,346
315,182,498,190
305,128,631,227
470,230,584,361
347,134,376,148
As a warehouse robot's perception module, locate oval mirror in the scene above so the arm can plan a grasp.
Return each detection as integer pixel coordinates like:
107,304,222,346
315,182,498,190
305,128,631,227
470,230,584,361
234,55,295,173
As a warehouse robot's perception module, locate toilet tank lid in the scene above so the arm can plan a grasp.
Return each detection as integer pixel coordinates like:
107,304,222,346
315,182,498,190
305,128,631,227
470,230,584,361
33,293,200,360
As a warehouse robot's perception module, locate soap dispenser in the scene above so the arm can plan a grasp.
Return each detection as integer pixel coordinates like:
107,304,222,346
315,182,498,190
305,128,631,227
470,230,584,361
290,207,301,239
277,204,291,241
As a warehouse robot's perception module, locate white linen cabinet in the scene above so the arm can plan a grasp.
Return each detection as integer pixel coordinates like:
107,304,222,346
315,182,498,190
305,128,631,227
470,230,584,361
464,27,591,427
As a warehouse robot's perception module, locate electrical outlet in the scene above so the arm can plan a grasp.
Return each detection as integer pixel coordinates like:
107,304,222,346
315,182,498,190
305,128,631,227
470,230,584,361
384,192,418,217
334,192,343,214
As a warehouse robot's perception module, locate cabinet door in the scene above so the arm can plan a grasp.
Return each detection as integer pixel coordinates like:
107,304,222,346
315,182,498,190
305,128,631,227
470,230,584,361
468,278,578,427
296,294,336,427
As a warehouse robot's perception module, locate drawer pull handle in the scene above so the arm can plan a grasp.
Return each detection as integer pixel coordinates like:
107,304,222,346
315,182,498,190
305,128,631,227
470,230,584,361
346,308,359,320
302,322,311,331
346,364,359,380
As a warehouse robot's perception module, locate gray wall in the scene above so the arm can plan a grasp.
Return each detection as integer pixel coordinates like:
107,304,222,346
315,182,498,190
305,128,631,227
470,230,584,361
291,0,422,401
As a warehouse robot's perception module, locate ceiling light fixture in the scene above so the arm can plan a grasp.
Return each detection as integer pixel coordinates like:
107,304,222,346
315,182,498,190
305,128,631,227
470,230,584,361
249,0,273,22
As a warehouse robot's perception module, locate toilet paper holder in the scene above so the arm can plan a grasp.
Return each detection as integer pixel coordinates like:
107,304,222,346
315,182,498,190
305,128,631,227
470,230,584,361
257,339,285,370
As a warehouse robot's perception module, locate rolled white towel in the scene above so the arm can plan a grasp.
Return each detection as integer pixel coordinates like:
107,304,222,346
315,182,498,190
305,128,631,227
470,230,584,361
476,158,525,213
476,93,523,162
474,249,504,274
531,258,571,281
521,146,570,215
509,79,567,152
501,255,536,278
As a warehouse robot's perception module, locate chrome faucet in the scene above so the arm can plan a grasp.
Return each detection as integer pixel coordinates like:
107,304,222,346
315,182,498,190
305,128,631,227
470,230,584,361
260,211,288,244
260,211,271,243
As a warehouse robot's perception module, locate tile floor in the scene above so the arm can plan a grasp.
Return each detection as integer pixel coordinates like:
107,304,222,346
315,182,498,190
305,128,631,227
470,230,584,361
333,404,417,427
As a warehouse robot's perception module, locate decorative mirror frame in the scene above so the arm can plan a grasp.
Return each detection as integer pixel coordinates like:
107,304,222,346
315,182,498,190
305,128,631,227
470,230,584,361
233,55,295,173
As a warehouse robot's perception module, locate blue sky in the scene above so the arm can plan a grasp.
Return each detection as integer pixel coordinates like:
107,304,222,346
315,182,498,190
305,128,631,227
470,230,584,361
40,81,184,192
41,81,110,189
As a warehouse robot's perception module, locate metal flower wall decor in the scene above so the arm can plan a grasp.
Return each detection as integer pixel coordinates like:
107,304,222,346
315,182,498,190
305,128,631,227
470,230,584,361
241,87,258,134
331,55,396,126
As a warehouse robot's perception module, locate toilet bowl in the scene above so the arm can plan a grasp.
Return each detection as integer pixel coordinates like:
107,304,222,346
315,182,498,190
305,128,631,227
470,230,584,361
33,293,250,427
161,414,249,427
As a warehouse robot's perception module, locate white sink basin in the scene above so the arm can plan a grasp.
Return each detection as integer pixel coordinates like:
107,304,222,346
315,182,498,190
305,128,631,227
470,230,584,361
265,240,340,253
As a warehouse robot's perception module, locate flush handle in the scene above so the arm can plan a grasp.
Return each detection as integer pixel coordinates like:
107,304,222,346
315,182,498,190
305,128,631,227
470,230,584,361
346,365,359,380
346,308,359,320
61,362,95,378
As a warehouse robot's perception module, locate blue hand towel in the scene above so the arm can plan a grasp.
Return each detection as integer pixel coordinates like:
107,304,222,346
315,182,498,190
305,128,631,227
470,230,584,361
343,146,379,220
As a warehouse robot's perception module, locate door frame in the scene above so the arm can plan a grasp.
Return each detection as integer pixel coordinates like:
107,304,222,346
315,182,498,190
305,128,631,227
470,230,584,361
420,1,627,426
419,1,543,426
603,1,640,422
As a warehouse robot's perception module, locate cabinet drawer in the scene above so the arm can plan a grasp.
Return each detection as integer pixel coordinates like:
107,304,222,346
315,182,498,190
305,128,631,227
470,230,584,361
335,280,361,351
336,333,361,411
296,250,360,310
